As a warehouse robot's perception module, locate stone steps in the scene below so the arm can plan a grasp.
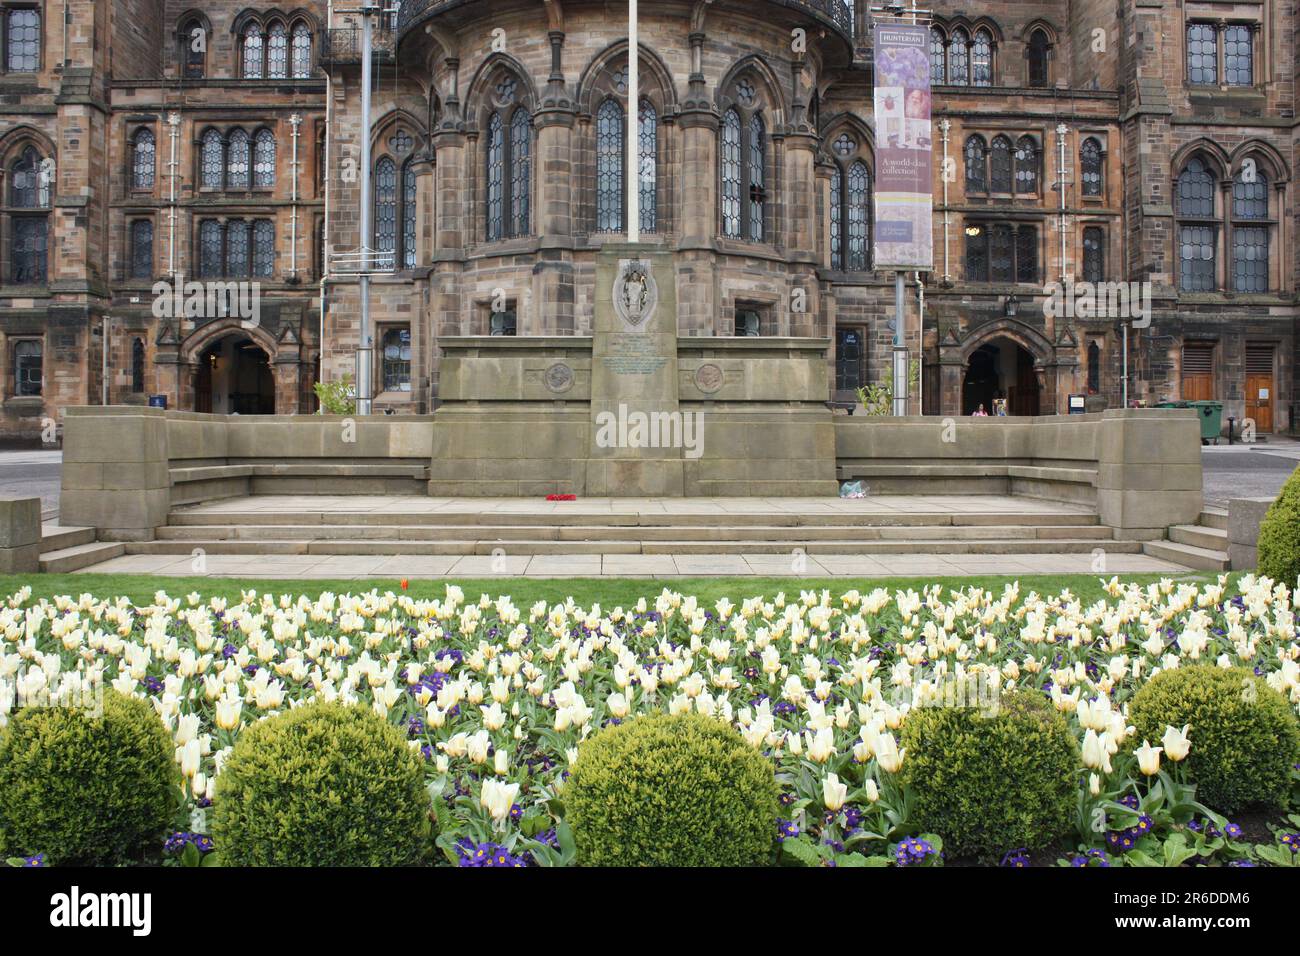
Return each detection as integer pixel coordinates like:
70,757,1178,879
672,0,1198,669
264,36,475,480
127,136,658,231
1197,508,1229,532
1142,539,1232,572
126,537,1142,558
40,524,96,551
39,542,126,573
153,522,1116,543
1169,523,1228,552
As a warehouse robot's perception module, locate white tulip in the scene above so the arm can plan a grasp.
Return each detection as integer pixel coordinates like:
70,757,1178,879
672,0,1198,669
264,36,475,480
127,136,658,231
1161,724,1192,762
1134,740,1163,776
822,772,848,812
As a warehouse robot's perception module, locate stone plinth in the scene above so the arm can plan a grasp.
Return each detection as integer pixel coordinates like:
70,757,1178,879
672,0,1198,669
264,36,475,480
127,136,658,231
1227,496,1276,570
61,407,170,541
0,496,42,573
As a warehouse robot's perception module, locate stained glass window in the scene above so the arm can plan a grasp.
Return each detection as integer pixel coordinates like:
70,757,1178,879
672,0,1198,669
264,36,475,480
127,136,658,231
830,169,843,270
6,9,39,73
267,22,287,79
225,219,250,276
1223,26,1252,86
846,160,870,271
930,28,946,84
1232,169,1268,220
990,224,1014,282
721,109,741,238
1232,227,1266,292
1178,225,1216,291
1082,226,1104,283
1014,136,1038,194
253,129,275,188
200,130,224,188
252,219,274,277
132,128,155,190
639,99,657,234
964,135,987,194
1080,137,1102,196
291,23,312,78
949,29,969,86
199,220,222,277
486,113,504,241
242,24,263,79
382,327,412,392
227,129,250,189
510,109,530,237
1015,225,1037,282
11,218,46,284
1186,24,1217,85
972,29,993,87
748,113,765,242
990,135,1012,193
130,219,154,279
1176,156,1215,217
596,98,623,233
9,146,41,207
965,225,987,281
402,160,418,269
374,156,397,260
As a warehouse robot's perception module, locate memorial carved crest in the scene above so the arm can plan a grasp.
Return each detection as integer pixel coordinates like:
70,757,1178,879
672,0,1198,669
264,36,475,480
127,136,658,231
613,259,657,330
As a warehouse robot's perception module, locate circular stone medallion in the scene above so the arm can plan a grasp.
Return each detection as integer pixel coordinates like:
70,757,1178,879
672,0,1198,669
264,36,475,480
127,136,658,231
544,362,575,393
694,363,724,394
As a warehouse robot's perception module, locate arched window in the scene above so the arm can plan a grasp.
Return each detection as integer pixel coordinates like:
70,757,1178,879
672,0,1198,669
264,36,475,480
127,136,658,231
1231,166,1269,293
989,135,1012,193
949,29,969,86
253,129,276,188
485,87,531,241
748,113,766,242
971,28,993,87
131,338,146,394
1014,136,1038,194
1087,341,1101,394
382,327,412,392
829,134,872,272
6,8,39,73
252,219,275,277
226,129,249,189
964,135,987,194
595,98,624,233
638,99,658,234
267,22,288,79
131,128,156,190
7,146,49,285
401,159,418,269
181,19,206,78
13,340,41,396
1080,137,1103,197
721,108,742,238
1082,225,1104,283
374,155,397,263
242,24,264,79
130,219,154,279
1176,156,1217,292
291,22,312,78
200,129,224,188
930,28,947,84
1027,30,1050,87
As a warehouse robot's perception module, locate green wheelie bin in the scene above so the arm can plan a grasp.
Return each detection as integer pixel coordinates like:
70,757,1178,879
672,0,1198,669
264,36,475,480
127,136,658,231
1188,400,1224,445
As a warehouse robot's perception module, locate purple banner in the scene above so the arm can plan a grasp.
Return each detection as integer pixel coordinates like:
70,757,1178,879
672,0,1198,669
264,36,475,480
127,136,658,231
872,22,934,270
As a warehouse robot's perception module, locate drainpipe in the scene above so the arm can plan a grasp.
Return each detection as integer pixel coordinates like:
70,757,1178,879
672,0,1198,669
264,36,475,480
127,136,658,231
167,113,180,277
290,113,302,280
101,315,110,406
1056,123,1068,284
915,271,925,412
939,118,950,282
318,1,334,413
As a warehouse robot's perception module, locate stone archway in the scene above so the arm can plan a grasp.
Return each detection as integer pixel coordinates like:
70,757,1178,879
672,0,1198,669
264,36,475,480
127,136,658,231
179,319,283,414
938,318,1057,416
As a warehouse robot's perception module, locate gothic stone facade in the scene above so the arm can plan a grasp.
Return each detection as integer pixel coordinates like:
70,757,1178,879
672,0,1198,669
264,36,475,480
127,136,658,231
1,0,1295,441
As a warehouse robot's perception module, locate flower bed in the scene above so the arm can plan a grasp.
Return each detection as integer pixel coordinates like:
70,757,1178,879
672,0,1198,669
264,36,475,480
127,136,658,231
2,575,1299,867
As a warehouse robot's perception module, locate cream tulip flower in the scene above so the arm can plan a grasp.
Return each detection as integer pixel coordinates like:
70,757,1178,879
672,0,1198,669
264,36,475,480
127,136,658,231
863,778,880,803
480,779,519,824
875,732,905,774
822,772,848,812
1161,724,1192,762
1134,740,1163,776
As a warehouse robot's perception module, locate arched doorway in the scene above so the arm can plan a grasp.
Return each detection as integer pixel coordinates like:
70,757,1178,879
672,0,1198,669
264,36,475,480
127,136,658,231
194,335,275,415
962,335,1040,416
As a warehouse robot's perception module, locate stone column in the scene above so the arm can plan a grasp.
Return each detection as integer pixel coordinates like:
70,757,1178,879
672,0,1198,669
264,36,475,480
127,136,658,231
534,41,577,335
0,497,41,573
60,407,170,541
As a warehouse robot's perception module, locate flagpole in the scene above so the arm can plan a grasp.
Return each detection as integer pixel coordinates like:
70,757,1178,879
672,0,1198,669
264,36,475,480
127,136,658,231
627,0,640,244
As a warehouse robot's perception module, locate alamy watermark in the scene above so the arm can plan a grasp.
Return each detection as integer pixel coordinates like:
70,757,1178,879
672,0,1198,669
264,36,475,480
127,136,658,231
1043,280,1151,328
1,667,104,720
593,403,704,459
152,273,261,328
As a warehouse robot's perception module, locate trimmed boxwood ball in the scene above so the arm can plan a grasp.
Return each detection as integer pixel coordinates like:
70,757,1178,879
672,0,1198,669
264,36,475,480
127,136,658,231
900,690,1078,860
1129,665,1299,813
212,701,432,866
1257,465,1300,585
565,712,779,866
0,689,178,866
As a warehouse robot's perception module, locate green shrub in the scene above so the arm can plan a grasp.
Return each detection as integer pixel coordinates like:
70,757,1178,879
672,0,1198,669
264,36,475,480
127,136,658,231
899,691,1078,859
212,701,432,866
1129,665,1299,813
565,712,778,866
0,690,178,865
1257,465,1300,584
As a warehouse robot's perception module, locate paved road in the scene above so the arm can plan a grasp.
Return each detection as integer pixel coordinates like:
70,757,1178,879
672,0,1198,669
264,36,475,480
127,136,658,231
0,450,61,519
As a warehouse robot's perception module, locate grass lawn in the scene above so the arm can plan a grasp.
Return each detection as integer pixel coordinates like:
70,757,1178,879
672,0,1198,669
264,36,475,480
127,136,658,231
0,570,1230,607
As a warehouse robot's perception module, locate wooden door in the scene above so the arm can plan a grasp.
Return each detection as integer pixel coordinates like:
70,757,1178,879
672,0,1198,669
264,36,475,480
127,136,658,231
1181,342,1215,402
1245,344,1275,432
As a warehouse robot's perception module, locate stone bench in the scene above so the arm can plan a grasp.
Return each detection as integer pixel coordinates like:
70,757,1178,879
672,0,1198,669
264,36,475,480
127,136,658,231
836,461,1098,504
170,460,432,505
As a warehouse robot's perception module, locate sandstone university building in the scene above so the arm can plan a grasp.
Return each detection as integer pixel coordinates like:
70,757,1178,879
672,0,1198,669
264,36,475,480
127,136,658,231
0,0,1297,443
